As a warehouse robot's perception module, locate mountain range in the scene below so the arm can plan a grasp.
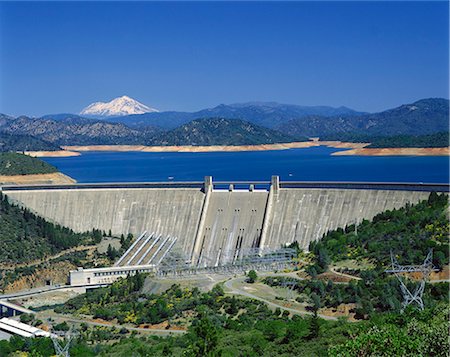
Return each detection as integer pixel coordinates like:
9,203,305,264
101,101,365,129
0,98,448,150
278,98,449,137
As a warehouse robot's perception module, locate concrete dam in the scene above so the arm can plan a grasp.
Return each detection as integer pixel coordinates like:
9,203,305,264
2,177,447,268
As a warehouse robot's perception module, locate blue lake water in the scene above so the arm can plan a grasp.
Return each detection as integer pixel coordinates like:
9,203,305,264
42,146,449,183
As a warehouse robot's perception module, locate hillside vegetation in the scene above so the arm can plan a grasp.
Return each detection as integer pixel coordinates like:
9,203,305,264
0,153,57,175
307,192,449,275
0,192,99,264
2,300,448,356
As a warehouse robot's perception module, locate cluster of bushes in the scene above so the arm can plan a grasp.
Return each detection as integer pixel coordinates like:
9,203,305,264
58,275,244,326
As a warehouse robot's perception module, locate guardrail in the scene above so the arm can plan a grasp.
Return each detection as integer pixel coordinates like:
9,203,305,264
279,182,449,192
1,182,205,191
1,180,448,192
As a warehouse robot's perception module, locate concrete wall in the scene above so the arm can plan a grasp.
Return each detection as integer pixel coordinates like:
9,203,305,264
4,183,439,265
6,188,205,253
263,188,430,250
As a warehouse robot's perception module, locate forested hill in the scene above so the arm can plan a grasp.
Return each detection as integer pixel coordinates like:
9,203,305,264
149,117,300,146
0,132,60,152
0,192,98,264
0,153,58,176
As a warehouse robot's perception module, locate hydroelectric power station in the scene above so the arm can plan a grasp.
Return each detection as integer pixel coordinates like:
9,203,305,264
1,177,447,285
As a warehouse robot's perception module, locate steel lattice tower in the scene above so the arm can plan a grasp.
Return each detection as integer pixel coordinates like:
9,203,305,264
51,327,76,357
385,249,435,311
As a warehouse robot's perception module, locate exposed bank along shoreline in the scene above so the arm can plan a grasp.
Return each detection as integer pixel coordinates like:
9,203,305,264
23,140,450,157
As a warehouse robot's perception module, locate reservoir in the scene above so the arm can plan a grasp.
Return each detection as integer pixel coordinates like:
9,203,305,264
42,146,449,183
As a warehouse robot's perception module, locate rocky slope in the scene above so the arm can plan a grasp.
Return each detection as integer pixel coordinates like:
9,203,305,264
0,115,160,146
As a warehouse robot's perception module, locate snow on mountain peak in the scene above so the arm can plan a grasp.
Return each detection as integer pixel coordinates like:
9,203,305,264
80,96,159,116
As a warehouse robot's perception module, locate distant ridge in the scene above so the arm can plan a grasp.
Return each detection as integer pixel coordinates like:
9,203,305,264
0,98,447,149
103,101,364,129
278,98,449,138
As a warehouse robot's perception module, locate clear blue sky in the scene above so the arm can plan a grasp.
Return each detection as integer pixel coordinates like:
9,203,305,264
0,1,448,116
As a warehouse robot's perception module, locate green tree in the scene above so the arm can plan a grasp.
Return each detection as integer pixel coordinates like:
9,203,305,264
247,270,257,283
189,316,218,356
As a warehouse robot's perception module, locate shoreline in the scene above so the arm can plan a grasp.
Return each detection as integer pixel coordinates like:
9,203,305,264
62,141,349,153
22,140,450,157
61,140,370,153
332,147,450,156
24,150,81,158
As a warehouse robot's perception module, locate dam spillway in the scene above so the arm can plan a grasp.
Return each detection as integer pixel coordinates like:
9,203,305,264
2,178,447,267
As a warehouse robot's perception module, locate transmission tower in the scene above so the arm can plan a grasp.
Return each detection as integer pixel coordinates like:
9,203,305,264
385,249,435,311
51,326,76,357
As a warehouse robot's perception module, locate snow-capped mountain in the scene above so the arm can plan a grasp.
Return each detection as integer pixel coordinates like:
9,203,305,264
80,96,158,117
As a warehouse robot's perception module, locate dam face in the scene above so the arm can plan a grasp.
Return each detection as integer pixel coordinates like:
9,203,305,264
4,187,205,253
2,178,446,267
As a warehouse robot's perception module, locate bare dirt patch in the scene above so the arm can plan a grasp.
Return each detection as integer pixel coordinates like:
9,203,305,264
0,172,75,185
3,261,76,293
24,151,81,158
317,271,354,283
